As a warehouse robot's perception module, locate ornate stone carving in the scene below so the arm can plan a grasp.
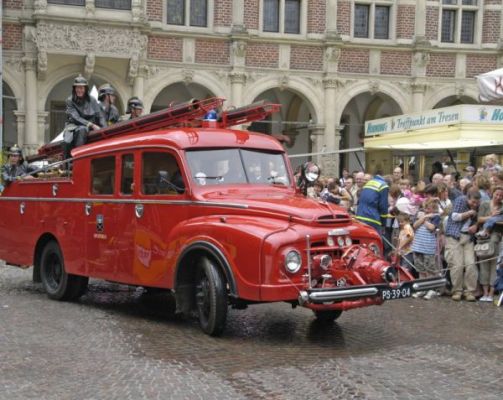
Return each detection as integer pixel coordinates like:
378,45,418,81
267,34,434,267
455,83,465,99
5,57,24,72
369,80,380,95
306,77,322,88
85,0,95,16
33,22,148,58
182,69,194,85
22,57,37,72
131,0,147,23
128,52,140,83
410,81,428,94
413,51,430,68
229,72,247,85
33,0,47,14
37,50,48,80
231,40,247,58
278,75,289,91
247,71,265,83
84,53,95,79
325,47,341,63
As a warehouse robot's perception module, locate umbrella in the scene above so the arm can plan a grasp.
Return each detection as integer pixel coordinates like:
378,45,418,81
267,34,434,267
476,68,503,102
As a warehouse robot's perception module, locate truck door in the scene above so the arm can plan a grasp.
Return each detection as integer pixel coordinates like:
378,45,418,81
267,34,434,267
131,150,190,288
85,155,124,280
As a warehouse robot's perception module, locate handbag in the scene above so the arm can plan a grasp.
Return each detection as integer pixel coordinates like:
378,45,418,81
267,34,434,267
474,239,495,259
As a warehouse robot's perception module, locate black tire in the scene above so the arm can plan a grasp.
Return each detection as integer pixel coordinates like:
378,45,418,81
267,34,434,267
313,309,343,323
40,241,88,301
195,257,228,336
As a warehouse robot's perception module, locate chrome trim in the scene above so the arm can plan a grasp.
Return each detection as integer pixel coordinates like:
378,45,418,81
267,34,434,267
52,184,59,197
85,202,92,216
412,278,447,292
19,202,26,215
308,287,379,302
0,196,248,209
135,203,144,218
328,228,349,236
306,235,312,289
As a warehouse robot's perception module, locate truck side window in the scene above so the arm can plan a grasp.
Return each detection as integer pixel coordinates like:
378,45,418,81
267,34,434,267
142,152,184,195
120,154,134,195
91,156,115,195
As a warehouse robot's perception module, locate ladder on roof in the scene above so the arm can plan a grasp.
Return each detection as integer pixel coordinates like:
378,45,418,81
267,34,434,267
30,98,281,161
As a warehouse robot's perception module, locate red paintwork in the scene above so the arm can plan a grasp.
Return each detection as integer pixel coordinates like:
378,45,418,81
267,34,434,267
0,126,424,311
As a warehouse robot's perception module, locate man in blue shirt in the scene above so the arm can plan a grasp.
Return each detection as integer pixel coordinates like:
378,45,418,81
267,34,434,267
356,173,389,234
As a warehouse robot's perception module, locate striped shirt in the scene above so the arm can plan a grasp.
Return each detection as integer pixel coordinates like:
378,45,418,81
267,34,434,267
411,213,440,255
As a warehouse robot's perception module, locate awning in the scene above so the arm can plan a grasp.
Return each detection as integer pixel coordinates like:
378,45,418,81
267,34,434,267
364,124,503,150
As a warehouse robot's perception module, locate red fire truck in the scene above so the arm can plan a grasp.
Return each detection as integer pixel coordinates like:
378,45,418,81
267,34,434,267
0,99,445,336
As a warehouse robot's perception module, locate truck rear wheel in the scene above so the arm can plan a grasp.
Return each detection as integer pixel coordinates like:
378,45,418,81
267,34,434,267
195,257,228,336
40,241,88,301
313,309,343,323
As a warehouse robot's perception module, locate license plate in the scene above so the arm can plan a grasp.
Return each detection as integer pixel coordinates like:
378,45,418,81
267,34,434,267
381,287,411,300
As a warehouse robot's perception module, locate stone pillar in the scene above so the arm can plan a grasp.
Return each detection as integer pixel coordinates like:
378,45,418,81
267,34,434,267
326,0,339,39
38,111,49,146
229,72,246,108
133,75,144,100
231,0,245,32
14,111,26,148
411,82,427,113
323,78,339,177
414,0,427,41
308,124,326,167
22,57,39,154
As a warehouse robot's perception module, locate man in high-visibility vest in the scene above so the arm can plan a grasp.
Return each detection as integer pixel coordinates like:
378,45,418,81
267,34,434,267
355,173,389,234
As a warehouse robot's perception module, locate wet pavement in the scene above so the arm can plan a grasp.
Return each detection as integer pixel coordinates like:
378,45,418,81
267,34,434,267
0,264,502,400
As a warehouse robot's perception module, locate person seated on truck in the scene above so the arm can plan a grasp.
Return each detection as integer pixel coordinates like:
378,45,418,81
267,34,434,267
62,75,106,163
119,97,144,121
1,144,35,187
98,83,120,126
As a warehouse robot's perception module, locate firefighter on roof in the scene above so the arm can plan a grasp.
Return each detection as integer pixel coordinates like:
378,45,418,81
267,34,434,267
98,83,120,126
63,75,106,161
120,97,144,121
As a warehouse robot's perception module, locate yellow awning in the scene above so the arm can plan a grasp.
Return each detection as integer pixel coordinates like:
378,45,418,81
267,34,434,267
364,124,503,150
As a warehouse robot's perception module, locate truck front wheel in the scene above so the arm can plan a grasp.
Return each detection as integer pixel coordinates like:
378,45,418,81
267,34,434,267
313,309,343,323
40,241,88,301
195,257,228,336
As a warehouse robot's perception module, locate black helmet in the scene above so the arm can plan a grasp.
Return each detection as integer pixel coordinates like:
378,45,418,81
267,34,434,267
128,98,144,111
126,96,140,113
8,144,22,156
98,83,115,100
73,74,88,87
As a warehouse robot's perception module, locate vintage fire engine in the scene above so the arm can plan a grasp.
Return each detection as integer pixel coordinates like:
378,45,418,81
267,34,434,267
0,98,445,336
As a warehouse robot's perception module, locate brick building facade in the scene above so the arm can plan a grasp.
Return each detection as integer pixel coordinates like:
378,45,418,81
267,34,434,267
2,0,502,174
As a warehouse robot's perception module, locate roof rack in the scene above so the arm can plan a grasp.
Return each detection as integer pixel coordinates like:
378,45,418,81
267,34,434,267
29,98,280,162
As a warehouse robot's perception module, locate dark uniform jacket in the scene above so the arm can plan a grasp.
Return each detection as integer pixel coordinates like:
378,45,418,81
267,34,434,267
2,163,33,184
99,102,120,126
65,95,106,129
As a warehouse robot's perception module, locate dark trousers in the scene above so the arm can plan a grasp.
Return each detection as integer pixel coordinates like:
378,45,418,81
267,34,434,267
63,126,89,161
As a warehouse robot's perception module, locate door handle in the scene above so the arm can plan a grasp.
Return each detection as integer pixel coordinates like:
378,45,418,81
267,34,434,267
135,203,144,218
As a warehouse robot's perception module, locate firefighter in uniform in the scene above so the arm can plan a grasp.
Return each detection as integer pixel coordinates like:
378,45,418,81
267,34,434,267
355,174,389,234
98,83,120,126
1,144,34,186
63,75,106,161
120,97,144,121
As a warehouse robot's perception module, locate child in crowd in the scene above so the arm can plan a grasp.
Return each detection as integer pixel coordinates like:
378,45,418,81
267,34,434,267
395,213,415,274
411,198,442,300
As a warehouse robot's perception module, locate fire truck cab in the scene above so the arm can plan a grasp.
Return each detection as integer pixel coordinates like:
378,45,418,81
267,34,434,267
0,100,446,336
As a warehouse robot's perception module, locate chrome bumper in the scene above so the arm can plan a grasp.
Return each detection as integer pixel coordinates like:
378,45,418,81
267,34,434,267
298,277,447,305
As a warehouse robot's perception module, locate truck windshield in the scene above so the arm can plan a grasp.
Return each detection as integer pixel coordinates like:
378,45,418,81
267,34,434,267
186,149,290,186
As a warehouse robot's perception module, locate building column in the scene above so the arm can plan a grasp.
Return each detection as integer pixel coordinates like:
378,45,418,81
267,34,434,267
133,74,144,100
229,72,246,108
231,0,245,32
308,124,326,167
326,0,339,38
414,0,427,42
22,57,39,154
13,111,26,148
322,78,339,177
38,111,49,145
411,82,427,113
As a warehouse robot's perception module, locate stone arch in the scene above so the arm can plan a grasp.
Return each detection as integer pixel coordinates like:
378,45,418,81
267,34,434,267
334,80,410,124
39,63,129,112
143,70,228,112
2,68,23,111
424,85,479,110
243,76,323,122
41,64,128,142
2,80,20,148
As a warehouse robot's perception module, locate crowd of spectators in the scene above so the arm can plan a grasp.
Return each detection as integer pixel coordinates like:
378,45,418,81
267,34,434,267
300,153,503,305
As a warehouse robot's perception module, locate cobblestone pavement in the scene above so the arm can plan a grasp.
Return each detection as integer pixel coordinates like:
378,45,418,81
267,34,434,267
1,265,502,400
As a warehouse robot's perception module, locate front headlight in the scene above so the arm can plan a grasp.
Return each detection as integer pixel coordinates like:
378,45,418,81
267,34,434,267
345,237,352,246
285,250,302,273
